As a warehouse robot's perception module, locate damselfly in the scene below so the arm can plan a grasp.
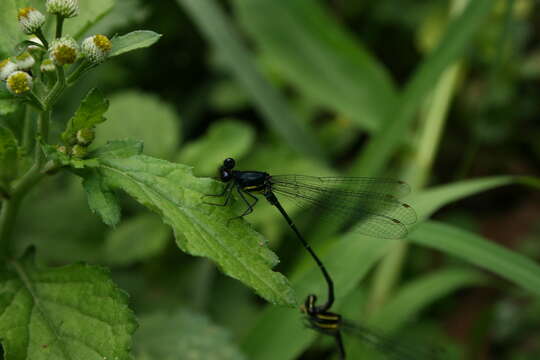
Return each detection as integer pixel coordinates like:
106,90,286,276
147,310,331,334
301,295,444,360
204,158,417,311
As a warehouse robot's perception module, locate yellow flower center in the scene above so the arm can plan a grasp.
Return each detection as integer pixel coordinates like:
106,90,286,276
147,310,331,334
7,73,31,95
93,35,112,52
53,45,77,65
18,7,35,19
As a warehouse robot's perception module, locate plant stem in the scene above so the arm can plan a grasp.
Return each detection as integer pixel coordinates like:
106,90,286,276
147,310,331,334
22,105,32,152
34,28,49,49
56,16,64,38
36,111,50,168
45,66,66,107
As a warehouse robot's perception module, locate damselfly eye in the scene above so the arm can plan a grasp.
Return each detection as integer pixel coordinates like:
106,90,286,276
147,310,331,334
223,158,236,170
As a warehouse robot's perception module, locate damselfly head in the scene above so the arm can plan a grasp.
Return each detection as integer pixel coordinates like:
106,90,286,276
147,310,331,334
219,158,236,182
223,158,236,170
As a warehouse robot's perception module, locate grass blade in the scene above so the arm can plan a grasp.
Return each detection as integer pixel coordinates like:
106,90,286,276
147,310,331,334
410,221,540,297
178,0,325,159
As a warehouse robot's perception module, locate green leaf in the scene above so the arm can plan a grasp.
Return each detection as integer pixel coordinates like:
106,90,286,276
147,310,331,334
234,0,397,131
84,152,295,306
91,139,144,159
178,0,325,159
0,99,19,116
110,31,162,57
94,91,181,158
373,268,486,331
0,125,18,184
349,0,494,176
81,140,143,226
82,170,121,227
410,221,540,297
104,213,170,266
409,176,516,220
62,88,109,144
134,310,246,360
0,0,26,58
64,0,115,39
0,249,137,360
177,119,255,176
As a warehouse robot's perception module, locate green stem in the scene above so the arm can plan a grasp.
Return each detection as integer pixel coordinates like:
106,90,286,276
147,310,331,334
34,28,49,49
55,16,64,38
0,197,20,258
22,105,32,152
36,111,50,167
45,66,66,107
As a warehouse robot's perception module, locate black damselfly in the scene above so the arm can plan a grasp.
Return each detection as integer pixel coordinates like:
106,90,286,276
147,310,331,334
204,158,417,311
301,295,444,360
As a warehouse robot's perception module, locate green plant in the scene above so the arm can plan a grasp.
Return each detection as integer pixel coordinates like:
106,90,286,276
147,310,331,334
1,0,540,359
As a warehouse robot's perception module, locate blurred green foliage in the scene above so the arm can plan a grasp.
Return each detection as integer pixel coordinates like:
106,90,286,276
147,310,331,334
1,0,540,359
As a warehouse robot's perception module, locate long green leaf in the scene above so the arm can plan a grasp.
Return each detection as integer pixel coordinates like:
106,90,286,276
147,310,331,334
409,176,516,220
373,268,486,331
178,0,325,159
410,221,540,297
349,0,494,176
234,0,396,131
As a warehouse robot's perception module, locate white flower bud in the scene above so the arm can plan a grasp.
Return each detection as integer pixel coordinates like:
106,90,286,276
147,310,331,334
15,52,35,70
46,0,79,18
81,35,113,64
0,59,18,80
27,36,44,52
40,58,55,72
6,71,33,95
17,7,46,35
50,37,79,66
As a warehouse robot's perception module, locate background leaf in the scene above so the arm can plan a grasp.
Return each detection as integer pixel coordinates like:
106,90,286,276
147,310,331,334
234,0,397,131
350,0,494,176
178,0,325,159
177,119,255,176
95,91,181,159
134,310,246,360
0,249,137,360
410,221,540,297
104,213,170,266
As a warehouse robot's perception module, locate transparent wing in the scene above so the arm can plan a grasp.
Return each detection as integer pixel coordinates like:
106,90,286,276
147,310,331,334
269,175,417,239
342,321,445,360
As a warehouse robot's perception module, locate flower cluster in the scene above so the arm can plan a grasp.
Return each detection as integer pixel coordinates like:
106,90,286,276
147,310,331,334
60,127,95,159
3,1,113,103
